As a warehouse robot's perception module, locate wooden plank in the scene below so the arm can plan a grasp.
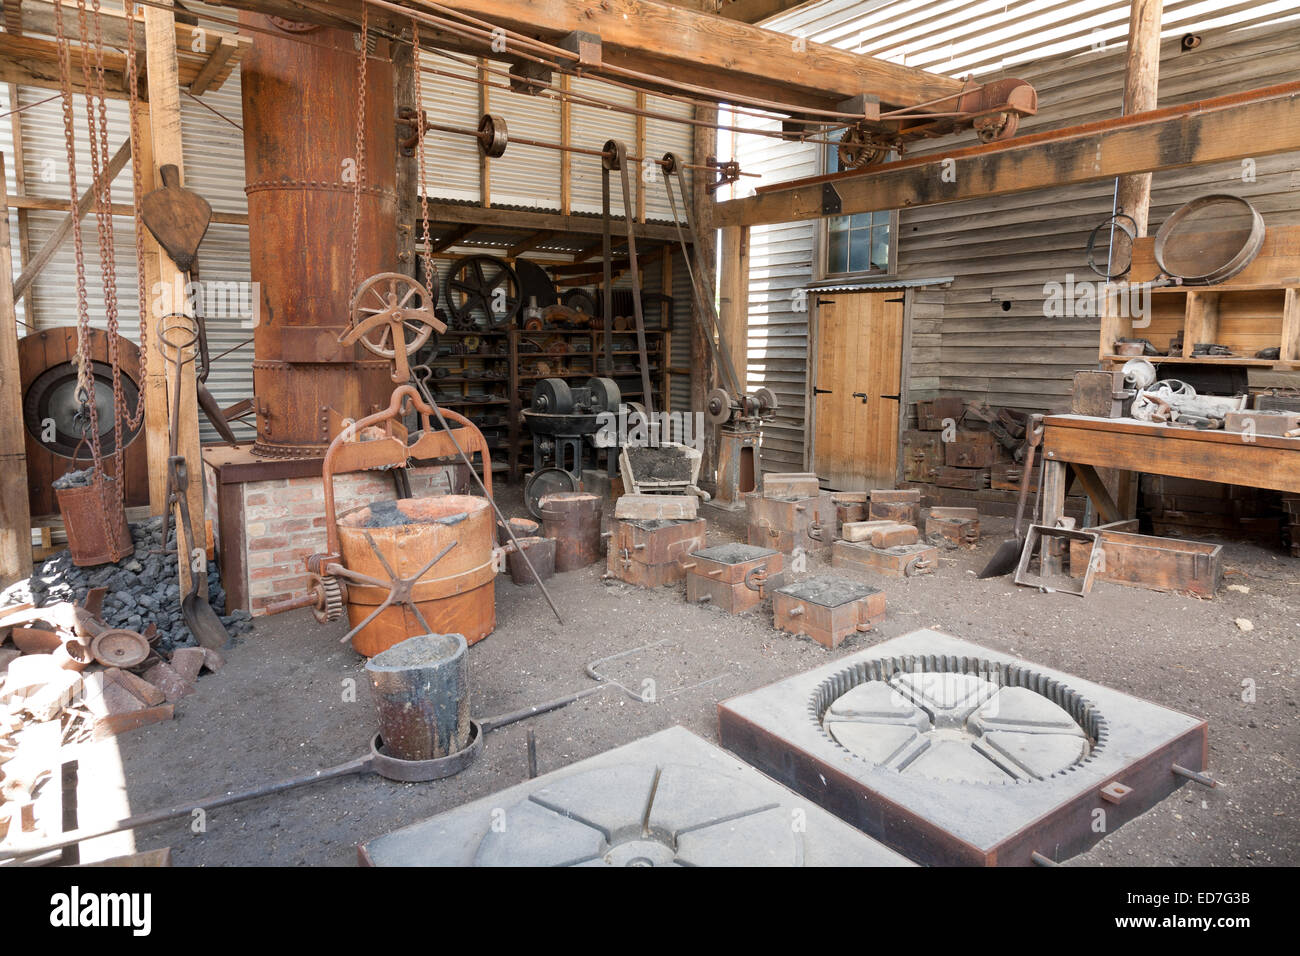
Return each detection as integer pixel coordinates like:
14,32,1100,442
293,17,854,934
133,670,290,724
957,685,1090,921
1068,462,1122,524
417,198,682,242
717,81,1300,227
1115,0,1162,236
12,139,132,302
189,35,237,96
403,0,964,114
1043,420,1300,494
0,153,34,587
1282,288,1300,364
7,193,248,224
144,0,205,598
1183,290,1221,357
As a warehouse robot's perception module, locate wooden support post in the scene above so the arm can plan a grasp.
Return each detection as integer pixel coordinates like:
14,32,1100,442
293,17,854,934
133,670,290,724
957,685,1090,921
1040,458,1069,575
133,102,169,517
559,74,571,215
718,224,749,395
7,84,34,322
691,105,718,476
1115,0,1162,236
0,153,35,587
144,0,204,598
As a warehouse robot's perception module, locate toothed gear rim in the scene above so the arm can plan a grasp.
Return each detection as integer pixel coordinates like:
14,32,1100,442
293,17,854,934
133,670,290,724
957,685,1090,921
809,655,1107,785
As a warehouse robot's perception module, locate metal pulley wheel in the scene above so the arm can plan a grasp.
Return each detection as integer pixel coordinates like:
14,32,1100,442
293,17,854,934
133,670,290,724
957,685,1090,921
602,139,624,171
586,376,621,414
24,359,142,458
706,387,733,425
524,467,578,519
975,111,1019,143
445,255,522,330
837,125,892,170
348,272,441,360
514,258,559,309
478,113,508,158
562,288,598,317
626,401,650,435
532,378,574,413
753,386,779,416
89,628,151,669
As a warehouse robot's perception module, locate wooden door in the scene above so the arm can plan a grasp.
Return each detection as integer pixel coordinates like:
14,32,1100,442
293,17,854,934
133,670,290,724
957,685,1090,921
811,292,904,491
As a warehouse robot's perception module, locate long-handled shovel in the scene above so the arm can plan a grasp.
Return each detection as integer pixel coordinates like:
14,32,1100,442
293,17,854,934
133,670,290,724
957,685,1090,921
978,414,1044,579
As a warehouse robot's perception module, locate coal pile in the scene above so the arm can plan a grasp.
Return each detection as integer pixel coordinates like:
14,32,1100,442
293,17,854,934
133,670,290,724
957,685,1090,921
51,467,96,489
1,517,252,653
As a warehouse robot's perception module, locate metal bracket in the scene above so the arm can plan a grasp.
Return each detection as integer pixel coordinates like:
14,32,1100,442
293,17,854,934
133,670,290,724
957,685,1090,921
822,182,842,216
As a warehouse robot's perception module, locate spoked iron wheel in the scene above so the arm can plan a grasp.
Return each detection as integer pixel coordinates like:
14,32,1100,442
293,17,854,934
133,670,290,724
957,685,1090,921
445,255,521,330
348,272,440,361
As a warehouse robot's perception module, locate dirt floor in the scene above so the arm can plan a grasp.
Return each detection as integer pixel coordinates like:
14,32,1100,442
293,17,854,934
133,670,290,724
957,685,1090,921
93,488,1297,866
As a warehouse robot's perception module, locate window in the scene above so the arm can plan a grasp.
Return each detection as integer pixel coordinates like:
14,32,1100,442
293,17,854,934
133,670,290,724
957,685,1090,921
821,131,895,277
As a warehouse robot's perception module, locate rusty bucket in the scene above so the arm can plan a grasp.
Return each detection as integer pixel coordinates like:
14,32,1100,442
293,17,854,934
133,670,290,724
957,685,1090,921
539,491,603,571
56,474,134,567
498,516,540,545
505,535,556,586
336,495,496,658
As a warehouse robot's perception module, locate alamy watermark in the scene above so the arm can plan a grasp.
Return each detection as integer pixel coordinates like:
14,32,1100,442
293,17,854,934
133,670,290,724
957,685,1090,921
151,276,260,329
1042,273,1150,325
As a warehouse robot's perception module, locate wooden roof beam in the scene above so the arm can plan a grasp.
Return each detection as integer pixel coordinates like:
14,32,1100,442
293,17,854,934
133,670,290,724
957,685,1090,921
716,81,1300,227
189,0,964,116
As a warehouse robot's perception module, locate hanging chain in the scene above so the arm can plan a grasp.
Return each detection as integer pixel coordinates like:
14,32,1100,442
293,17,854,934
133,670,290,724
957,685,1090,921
412,19,434,306
121,2,150,435
348,1,370,293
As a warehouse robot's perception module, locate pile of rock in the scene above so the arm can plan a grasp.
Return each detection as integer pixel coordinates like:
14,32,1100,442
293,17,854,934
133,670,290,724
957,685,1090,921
2,517,251,652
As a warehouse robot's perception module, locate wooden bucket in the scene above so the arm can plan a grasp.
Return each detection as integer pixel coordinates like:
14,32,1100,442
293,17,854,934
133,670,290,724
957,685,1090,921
336,495,495,657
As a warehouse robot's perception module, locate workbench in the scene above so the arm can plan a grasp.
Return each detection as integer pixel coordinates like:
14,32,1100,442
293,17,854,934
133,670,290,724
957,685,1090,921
1039,414,1300,572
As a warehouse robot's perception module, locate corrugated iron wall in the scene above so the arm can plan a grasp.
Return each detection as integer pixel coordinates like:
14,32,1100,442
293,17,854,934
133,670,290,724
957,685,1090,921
1,1,252,443
732,1,1300,471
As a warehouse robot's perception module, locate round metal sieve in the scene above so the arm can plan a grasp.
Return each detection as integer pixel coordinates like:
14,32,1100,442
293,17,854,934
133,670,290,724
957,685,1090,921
1153,194,1264,285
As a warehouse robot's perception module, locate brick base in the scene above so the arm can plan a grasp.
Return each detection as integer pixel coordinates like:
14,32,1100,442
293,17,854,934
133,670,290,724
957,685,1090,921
204,448,453,615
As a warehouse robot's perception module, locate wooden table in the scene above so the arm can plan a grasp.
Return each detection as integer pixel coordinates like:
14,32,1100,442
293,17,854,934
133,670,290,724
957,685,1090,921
1039,414,1300,572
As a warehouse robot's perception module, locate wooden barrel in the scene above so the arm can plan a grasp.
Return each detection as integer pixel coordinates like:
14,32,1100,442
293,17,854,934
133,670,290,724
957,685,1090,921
539,491,603,571
365,633,470,761
336,495,495,657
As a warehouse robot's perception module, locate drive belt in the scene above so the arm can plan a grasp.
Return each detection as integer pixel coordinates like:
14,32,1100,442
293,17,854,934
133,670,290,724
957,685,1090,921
662,153,743,398
601,140,655,417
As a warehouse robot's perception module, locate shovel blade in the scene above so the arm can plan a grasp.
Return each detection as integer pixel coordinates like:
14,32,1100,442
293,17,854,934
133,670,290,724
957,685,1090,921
182,595,229,649
977,536,1025,579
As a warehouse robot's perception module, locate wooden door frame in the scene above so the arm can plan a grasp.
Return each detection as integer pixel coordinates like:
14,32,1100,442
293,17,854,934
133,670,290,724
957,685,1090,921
804,287,914,488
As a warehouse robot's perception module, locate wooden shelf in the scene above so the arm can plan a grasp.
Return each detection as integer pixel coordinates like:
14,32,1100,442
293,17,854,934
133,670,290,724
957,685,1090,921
1101,227,1300,368
1101,354,1295,369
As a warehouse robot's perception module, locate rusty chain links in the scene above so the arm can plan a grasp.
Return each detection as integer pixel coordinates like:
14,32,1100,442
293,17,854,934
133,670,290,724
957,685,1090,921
55,0,122,548
122,2,150,435
348,1,370,292
412,19,434,305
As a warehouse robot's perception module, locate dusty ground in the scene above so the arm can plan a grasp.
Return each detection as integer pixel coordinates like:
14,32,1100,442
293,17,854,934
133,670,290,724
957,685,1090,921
90,490,1297,866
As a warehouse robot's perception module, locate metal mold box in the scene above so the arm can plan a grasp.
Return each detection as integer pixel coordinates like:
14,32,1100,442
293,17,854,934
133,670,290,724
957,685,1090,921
718,630,1208,866
359,726,913,867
